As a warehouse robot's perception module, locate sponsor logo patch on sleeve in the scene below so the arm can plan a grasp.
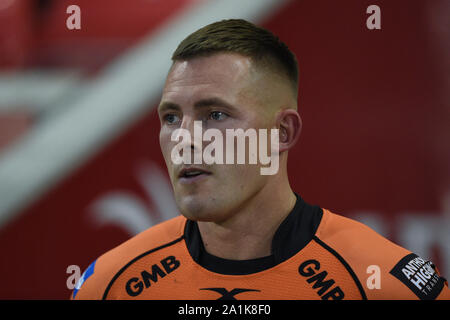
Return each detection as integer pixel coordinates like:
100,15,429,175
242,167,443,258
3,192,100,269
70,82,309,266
390,253,445,300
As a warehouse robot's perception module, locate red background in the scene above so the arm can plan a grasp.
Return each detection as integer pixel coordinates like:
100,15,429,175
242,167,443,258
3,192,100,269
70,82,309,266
0,0,448,299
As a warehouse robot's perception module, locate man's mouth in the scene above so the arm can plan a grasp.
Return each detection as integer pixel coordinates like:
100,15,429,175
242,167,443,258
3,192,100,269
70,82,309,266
178,167,211,183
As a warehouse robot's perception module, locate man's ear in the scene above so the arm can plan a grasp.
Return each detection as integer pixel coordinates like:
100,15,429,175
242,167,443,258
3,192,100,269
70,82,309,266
276,109,302,153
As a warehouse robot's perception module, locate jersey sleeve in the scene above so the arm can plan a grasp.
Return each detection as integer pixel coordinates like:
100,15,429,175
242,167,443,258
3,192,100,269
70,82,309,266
318,210,450,300
70,256,110,300
70,244,128,299
70,216,187,300
386,252,449,300
70,241,140,300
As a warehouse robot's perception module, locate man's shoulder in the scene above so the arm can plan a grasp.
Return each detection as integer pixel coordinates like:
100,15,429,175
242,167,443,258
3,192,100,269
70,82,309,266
315,209,449,299
316,209,408,258
106,214,186,258
71,215,186,299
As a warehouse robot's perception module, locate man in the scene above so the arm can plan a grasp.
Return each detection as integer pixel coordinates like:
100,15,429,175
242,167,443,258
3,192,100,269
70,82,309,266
72,19,449,300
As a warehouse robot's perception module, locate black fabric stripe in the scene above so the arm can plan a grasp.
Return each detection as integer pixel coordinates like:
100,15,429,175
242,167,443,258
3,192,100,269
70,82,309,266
313,236,368,300
102,236,184,300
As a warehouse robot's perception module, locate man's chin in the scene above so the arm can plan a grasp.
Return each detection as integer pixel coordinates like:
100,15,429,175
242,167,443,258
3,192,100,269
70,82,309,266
176,194,222,222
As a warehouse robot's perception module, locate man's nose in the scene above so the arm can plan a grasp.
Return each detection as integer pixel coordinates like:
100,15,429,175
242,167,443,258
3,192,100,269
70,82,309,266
176,116,204,152
179,115,195,132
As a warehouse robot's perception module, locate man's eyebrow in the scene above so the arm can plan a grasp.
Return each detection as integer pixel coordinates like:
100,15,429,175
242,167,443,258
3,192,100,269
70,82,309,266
194,97,236,111
159,98,237,113
158,101,180,113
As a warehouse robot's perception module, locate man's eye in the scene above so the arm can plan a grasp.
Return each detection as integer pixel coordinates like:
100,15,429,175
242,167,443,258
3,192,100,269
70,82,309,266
209,111,228,121
163,114,180,124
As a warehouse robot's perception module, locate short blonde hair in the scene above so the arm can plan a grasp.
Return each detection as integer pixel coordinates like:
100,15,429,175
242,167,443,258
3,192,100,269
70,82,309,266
172,19,299,97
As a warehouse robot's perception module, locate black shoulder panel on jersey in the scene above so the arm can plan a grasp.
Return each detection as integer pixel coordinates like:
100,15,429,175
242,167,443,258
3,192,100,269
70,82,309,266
313,236,368,300
102,236,184,300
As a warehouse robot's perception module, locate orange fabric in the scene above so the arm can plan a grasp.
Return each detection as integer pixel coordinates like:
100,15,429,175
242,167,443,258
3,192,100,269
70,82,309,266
317,210,449,300
72,211,449,300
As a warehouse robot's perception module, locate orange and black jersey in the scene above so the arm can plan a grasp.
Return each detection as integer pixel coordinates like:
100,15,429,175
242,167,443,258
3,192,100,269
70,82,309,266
72,194,450,300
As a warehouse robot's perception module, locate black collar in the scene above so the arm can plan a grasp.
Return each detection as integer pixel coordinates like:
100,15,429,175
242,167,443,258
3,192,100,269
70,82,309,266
183,193,323,275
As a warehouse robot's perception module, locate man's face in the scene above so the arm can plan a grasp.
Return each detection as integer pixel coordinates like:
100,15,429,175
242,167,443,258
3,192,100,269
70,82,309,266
158,53,276,222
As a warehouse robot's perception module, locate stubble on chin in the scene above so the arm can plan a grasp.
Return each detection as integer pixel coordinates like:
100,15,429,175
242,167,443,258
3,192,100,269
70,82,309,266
176,193,226,222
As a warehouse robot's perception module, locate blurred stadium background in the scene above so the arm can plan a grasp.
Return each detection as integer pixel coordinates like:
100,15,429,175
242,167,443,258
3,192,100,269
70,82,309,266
0,0,448,299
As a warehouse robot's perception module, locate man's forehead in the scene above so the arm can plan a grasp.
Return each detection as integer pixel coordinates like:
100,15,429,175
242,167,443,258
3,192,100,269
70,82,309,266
161,52,294,115
166,53,254,85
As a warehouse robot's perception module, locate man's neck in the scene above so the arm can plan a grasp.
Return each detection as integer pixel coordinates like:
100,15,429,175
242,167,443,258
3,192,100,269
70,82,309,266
197,181,297,261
